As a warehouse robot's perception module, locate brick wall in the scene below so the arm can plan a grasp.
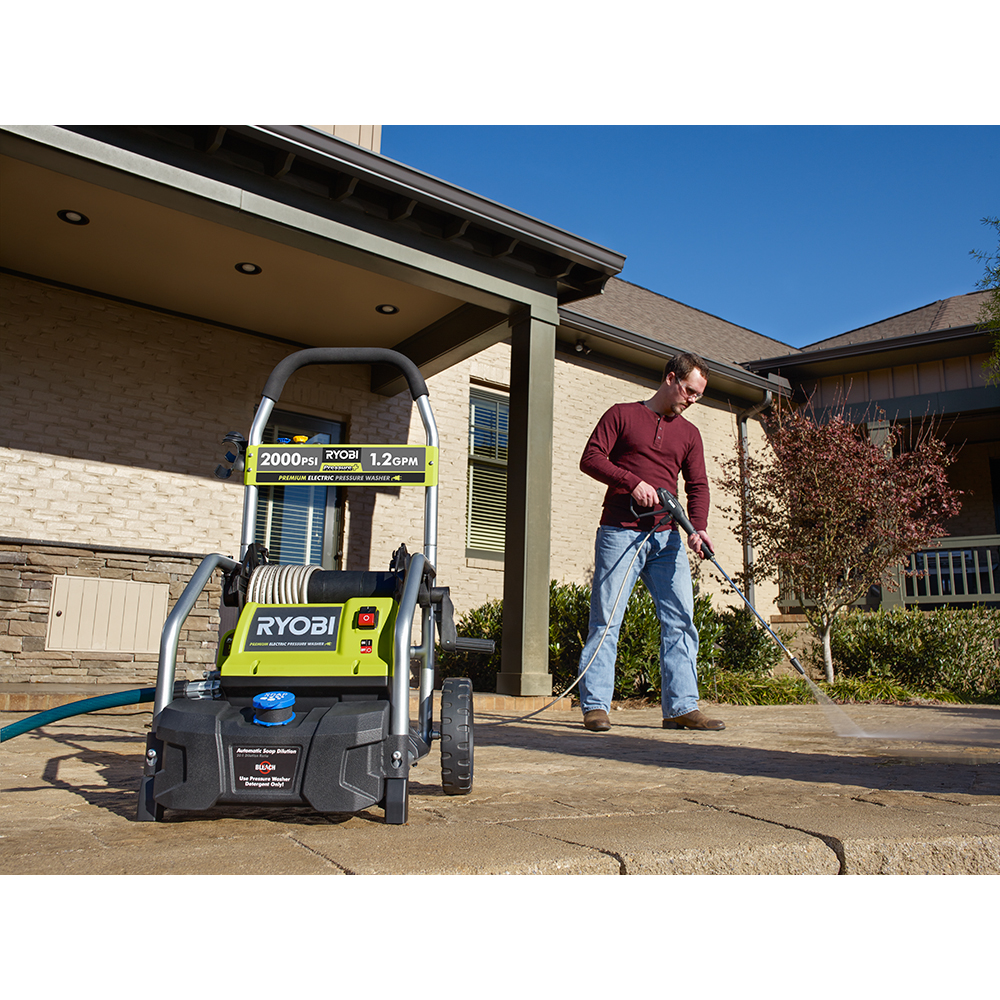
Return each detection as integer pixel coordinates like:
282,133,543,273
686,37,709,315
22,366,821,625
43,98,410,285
0,273,429,561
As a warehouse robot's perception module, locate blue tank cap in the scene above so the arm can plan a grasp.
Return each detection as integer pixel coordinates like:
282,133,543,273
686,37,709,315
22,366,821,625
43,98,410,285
252,690,296,726
253,691,295,710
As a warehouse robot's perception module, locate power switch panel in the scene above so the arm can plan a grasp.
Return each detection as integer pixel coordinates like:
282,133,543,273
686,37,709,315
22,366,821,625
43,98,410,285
355,607,378,630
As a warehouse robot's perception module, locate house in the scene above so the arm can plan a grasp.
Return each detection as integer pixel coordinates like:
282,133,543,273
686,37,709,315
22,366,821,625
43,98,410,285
744,290,1000,609
0,124,796,702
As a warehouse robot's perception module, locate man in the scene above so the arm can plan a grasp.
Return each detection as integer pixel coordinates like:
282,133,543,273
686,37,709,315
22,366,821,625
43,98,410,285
576,352,724,733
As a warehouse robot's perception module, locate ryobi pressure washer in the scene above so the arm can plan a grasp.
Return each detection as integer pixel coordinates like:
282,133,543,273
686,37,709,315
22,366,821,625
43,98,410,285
136,348,492,825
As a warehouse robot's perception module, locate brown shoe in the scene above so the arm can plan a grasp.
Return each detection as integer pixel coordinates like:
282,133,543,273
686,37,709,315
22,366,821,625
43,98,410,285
583,709,611,732
662,710,725,731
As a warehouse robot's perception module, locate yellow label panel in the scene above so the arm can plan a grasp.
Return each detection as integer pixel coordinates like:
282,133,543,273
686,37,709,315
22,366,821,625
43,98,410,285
245,444,438,487
221,599,397,678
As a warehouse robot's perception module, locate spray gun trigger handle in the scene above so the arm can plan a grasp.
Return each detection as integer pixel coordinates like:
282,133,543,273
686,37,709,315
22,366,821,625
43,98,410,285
654,488,715,558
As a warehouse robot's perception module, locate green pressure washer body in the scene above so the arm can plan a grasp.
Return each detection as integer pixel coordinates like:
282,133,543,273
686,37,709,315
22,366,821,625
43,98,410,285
136,348,492,825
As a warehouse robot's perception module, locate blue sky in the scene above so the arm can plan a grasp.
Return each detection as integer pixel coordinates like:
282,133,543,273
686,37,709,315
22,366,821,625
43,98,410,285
381,126,999,350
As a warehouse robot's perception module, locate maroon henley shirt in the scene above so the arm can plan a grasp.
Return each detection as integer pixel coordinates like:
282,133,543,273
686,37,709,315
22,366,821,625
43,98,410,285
580,401,710,532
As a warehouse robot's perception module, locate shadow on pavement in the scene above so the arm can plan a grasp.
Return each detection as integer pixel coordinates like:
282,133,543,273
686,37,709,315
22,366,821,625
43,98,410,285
474,713,1000,797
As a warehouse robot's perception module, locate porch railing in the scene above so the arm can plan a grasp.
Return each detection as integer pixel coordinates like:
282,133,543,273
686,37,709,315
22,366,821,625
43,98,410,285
776,534,1000,612
887,534,1000,607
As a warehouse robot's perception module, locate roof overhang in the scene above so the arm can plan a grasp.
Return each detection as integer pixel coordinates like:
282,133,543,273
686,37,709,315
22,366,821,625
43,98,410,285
1,125,625,395
57,125,625,304
558,307,790,408
744,324,992,381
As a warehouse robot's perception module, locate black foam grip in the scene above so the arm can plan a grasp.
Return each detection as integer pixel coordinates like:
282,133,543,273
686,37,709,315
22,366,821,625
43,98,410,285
261,348,428,402
307,571,398,603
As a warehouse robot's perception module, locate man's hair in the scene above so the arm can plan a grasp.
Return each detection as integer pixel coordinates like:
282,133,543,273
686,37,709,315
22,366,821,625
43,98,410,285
663,352,709,383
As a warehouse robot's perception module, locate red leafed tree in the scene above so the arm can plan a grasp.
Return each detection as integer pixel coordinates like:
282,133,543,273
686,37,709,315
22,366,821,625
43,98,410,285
718,401,962,682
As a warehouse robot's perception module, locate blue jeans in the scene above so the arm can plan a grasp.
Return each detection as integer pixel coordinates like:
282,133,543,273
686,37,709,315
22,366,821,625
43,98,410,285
578,526,700,718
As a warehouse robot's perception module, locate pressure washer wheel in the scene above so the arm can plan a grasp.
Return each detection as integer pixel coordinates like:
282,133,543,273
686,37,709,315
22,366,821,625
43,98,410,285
440,676,474,795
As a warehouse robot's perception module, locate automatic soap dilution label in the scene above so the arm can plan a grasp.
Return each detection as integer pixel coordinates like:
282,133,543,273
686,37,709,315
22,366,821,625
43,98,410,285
233,746,300,790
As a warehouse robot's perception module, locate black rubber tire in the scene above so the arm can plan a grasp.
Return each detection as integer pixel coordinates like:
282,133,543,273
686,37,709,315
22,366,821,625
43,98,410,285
440,677,474,795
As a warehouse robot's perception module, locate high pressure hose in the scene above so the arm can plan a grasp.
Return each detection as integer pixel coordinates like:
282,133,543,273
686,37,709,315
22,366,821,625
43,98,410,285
1,678,219,743
1,687,155,743
245,563,322,605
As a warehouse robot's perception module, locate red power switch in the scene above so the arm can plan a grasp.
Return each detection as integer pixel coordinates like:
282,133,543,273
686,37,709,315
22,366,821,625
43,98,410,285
356,607,378,629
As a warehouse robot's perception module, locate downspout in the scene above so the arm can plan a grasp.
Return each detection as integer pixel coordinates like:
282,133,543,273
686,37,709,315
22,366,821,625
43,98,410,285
737,390,772,607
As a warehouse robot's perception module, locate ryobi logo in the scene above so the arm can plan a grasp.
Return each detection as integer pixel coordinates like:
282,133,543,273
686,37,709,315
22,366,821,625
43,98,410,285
254,614,338,637
245,606,343,651
324,447,360,462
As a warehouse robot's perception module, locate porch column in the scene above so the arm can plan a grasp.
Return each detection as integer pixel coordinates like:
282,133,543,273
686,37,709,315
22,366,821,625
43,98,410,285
497,306,555,696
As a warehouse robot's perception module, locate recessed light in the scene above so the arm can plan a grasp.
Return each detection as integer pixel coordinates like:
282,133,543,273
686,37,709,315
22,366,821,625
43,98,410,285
375,303,399,315
57,209,90,226
235,262,262,275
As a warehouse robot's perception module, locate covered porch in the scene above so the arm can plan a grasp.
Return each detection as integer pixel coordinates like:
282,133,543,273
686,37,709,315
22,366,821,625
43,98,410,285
0,124,625,695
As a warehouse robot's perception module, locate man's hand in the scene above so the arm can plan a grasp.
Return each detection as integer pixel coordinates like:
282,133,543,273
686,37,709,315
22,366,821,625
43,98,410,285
687,530,713,558
630,480,659,508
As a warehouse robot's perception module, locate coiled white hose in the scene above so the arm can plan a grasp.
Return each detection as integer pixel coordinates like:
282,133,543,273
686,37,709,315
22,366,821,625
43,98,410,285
245,563,322,605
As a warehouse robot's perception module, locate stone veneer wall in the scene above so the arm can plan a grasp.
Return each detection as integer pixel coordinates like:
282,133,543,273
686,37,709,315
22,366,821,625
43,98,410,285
0,540,221,685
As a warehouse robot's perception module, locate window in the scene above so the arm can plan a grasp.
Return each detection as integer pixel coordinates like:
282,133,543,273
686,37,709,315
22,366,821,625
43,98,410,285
467,389,508,555
254,409,345,568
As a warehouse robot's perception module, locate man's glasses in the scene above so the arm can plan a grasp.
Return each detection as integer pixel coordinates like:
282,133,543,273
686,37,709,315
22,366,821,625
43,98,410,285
677,381,703,402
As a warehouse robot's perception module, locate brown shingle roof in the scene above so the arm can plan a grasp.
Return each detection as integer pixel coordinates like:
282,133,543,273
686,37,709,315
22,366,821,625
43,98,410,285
570,277,797,364
801,290,991,352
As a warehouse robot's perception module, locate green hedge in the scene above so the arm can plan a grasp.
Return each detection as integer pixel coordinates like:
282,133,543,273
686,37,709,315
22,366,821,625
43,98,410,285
822,606,1000,700
438,587,1000,705
438,582,786,701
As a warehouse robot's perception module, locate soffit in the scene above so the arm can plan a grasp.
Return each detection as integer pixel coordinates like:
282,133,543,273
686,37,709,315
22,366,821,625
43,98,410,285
59,125,625,303
0,153,465,348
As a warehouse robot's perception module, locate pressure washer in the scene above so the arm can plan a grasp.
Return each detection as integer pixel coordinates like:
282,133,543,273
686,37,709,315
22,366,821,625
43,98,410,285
129,347,492,824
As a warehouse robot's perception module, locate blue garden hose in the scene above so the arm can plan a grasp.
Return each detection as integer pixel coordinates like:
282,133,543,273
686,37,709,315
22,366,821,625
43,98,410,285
1,688,155,742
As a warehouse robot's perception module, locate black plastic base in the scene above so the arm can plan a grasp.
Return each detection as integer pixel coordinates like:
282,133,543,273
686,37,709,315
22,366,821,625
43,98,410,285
146,698,402,817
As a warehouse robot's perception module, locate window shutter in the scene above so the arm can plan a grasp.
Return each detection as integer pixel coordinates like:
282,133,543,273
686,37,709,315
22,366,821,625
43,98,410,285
467,462,508,552
467,390,509,553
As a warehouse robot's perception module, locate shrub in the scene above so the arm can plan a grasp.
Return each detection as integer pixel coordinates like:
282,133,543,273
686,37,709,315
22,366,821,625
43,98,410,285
436,596,504,693
824,606,1000,700
702,672,813,706
439,581,594,695
547,581,592,694
440,582,779,701
715,607,784,675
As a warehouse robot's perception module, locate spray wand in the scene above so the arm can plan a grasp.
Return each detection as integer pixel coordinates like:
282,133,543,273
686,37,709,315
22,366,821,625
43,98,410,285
651,488,806,676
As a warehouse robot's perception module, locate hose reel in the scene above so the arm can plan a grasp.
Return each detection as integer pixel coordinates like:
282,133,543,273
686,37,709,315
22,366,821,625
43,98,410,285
245,563,322,605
